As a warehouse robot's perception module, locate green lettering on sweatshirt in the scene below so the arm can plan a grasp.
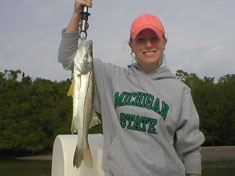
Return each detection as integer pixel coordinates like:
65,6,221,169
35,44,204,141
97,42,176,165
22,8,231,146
119,113,158,135
160,101,169,121
140,93,148,108
152,98,160,114
120,113,126,128
122,92,130,106
146,94,154,109
140,116,149,132
130,92,137,106
135,92,144,107
126,114,135,129
132,115,141,131
126,92,133,106
115,92,125,107
115,91,170,120
148,118,158,134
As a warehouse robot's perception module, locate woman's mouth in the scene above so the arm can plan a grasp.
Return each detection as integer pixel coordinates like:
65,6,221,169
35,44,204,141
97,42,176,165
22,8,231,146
143,51,156,55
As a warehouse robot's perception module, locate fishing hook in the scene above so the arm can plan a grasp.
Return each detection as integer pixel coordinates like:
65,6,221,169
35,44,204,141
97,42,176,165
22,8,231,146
79,6,90,40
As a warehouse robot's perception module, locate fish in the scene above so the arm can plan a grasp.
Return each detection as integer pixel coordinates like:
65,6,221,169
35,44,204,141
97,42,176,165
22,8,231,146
67,39,97,169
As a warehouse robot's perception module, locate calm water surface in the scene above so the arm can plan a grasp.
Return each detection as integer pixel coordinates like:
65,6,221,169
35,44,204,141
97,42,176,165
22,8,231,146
0,160,51,176
0,160,235,176
202,160,235,176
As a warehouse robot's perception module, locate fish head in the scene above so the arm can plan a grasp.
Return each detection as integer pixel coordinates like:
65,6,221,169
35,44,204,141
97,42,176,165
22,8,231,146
74,39,93,74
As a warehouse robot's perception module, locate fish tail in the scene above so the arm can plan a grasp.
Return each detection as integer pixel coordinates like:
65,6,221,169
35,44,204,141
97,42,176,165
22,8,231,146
73,146,83,168
83,145,93,168
73,145,93,168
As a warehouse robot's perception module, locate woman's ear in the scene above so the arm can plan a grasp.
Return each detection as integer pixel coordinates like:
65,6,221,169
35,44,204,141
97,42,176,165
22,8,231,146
128,38,133,52
129,41,131,48
163,38,167,50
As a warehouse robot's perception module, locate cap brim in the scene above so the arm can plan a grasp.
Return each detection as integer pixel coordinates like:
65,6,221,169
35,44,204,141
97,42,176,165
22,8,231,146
131,24,164,39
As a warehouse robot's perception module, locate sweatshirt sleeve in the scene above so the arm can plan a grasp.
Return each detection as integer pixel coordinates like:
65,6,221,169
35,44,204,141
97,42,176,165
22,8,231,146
58,28,79,71
92,58,125,114
175,87,205,175
92,59,115,114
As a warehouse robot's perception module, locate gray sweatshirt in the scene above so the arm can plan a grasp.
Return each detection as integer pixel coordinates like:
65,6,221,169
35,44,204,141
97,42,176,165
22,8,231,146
58,30,205,176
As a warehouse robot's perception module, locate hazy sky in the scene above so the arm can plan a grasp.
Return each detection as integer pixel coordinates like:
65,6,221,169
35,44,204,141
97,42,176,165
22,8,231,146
1,0,234,81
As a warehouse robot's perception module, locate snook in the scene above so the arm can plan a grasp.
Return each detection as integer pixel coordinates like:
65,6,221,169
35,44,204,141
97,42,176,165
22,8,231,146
67,39,94,168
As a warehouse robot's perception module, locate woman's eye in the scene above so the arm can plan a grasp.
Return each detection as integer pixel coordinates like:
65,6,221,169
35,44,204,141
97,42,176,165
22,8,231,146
137,37,145,42
152,37,159,41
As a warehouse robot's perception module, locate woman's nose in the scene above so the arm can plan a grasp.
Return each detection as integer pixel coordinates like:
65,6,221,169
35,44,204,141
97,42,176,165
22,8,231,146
145,40,153,48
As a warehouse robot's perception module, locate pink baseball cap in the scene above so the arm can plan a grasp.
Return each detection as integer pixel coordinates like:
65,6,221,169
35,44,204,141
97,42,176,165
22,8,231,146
130,14,165,39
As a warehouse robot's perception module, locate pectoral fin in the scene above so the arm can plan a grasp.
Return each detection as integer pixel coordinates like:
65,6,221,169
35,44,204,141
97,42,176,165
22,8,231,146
67,80,75,97
71,118,76,134
89,110,102,128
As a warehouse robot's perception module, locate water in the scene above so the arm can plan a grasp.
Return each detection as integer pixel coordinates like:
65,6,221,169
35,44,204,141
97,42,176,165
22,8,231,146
0,160,235,176
202,160,235,176
0,160,51,176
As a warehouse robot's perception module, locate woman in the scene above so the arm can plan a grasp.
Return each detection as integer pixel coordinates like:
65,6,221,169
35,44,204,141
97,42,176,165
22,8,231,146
58,0,205,175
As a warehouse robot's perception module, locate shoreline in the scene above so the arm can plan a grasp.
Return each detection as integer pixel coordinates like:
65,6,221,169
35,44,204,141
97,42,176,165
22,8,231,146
201,146,235,161
17,154,52,161
16,146,235,161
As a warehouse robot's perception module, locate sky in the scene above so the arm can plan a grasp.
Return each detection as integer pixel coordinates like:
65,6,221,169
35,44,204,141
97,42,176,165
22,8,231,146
1,0,234,81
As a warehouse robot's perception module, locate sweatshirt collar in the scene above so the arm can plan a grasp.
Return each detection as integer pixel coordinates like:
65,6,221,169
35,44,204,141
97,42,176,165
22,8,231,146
127,63,176,80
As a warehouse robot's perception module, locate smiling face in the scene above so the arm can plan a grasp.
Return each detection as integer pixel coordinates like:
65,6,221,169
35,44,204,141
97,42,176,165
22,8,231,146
129,29,167,73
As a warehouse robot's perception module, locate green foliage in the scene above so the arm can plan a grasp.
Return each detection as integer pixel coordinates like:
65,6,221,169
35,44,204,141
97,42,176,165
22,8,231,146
0,69,234,155
0,70,72,155
181,72,235,146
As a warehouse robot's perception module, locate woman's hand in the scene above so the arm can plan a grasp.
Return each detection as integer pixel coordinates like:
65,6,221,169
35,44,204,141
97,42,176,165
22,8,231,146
65,0,93,33
74,0,93,14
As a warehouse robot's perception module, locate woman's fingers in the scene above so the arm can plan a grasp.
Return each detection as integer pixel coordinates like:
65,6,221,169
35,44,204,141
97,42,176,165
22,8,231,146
74,0,92,14
77,0,92,8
